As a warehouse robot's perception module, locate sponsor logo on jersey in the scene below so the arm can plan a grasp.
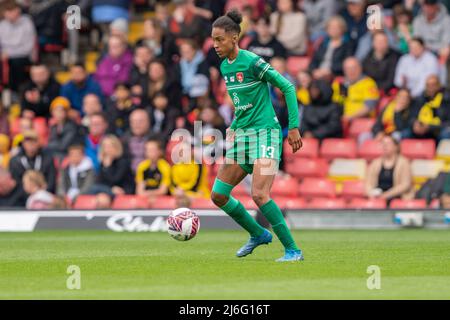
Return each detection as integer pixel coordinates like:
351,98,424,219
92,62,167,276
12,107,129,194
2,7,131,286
236,72,244,83
230,76,235,82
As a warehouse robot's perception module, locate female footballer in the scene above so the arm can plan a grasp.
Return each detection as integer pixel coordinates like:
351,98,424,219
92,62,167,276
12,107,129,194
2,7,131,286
210,10,304,262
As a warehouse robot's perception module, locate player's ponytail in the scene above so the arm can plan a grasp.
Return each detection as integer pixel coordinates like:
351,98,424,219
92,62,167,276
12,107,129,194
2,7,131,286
212,9,242,35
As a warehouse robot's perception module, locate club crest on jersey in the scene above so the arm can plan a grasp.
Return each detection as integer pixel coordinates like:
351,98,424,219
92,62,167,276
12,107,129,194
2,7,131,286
236,72,244,83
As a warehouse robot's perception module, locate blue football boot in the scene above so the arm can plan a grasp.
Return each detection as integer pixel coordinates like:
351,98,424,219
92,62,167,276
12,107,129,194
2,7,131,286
236,229,273,257
275,249,304,262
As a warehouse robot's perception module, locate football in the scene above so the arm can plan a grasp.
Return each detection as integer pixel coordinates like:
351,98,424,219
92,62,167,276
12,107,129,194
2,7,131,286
167,208,200,241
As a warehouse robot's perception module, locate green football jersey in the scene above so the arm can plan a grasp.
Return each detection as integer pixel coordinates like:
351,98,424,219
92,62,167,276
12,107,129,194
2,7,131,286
220,49,299,132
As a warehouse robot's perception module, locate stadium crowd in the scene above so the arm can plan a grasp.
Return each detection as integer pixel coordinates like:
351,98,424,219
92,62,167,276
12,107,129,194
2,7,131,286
1,0,450,210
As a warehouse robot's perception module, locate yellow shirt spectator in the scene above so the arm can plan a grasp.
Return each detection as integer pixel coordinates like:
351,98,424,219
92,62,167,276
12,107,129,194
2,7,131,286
135,159,171,190
170,161,210,199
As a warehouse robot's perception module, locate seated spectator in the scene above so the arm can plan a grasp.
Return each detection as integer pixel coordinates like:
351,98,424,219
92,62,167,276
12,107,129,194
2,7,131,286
0,167,17,207
394,37,440,98
340,0,368,50
301,0,338,41
11,117,33,155
309,15,353,80
136,18,179,64
270,0,308,56
136,139,171,199
23,170,54,210
296,70,312,106
148,92,179,143
57,144,95,202
392,4,414,54
47,97,82,160
21,63,60,119
355,25,399,62
130,44,154,104
365,135,415,201
412,0,450,61
178,40,209,97
300,80,342,140
106,83,138,137
122,109,159,173
247,15,287,62
170,141,210,199
0,101,9,136
362,31,401,94
94,35,133,97
87,134,134,196
60,63,104,114
371,89,416,141
332,57,380,121
9,129,57,206
81,94,103,128
168,0,209,43
0,134,10,169
109,18,129,44
409,74,450,140
0,1,36,92
85,113,109,171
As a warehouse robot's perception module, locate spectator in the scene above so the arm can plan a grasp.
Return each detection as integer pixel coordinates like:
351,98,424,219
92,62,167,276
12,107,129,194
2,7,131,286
21,63,60,119
309,15,353,80
0,0,37,92
81,94,103,128
301,0,338,41
393,4,414,54
87,134,134,196
85,112,109,171
109,17,129,44
148,92,179,143
168,0,209,43
371,89,416,141
224,0,264,21
296,70,313,106
300,80,342,140
106,83,138,137
410,74,450,140
362,31,401,93
135,138,171,199
136,18,179,64
340,0,368,50
179,40,209,97
122,109,159,173
0,134,10,169
270,0,308,56
355,25,400,62
94,35,133,97
332,57,380,121
0,101,9,136
394,37,440,98
412,0,450,60
9,130,57,206
57,144,95,202
365,135,414,201
130,44,154,102
60,63,104,114
0,167,17,207
46,97,82,160
11,117,33,154
247,15,287,62
23,170,54,209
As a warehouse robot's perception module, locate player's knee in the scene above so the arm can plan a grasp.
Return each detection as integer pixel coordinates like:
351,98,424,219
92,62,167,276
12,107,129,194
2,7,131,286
211,192,228,208
252,191,269,207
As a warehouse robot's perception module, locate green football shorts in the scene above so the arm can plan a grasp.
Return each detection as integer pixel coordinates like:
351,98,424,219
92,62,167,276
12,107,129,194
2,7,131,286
225,127,282,174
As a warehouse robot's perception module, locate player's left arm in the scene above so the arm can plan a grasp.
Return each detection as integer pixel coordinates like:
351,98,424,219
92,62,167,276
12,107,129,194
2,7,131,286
254,57,302,153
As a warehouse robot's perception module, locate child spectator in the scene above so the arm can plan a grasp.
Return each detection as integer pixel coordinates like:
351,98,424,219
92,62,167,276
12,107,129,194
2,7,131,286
136,138,171,199
296,70,312,106
23,170,54,210
57,144,95,202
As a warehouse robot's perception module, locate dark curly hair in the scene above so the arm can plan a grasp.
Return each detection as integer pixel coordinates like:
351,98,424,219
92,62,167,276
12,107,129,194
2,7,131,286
212,9,242,35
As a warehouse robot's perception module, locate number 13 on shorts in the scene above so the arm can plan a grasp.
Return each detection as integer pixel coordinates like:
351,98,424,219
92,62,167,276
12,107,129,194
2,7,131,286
261,145,275,159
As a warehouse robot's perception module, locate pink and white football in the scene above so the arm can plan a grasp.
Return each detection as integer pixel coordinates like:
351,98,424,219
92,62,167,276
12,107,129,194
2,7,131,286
167,208,200,241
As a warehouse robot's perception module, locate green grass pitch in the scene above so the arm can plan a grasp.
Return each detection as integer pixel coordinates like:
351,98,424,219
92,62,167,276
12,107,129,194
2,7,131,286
0,229,449,299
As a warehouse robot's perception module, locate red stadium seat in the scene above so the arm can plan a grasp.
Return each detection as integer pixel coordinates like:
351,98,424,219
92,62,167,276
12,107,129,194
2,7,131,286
271,176,299,197
358,139,383,161
390,199,428,209
320,138,357,160
191,197,216,209
283,137,319,160
299,178,336,198
307,198,346,209
150,196,177,209
73,195,97,209
348,118,376,139
273,197,307,210
286,56,311,77
112,195,149,209
400,139,436,160
347,198,387,209
341,180,366,200
285,157,329,179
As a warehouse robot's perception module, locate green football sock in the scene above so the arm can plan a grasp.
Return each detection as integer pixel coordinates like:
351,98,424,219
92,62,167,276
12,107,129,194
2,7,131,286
221,196,265,237
259,199,299,251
